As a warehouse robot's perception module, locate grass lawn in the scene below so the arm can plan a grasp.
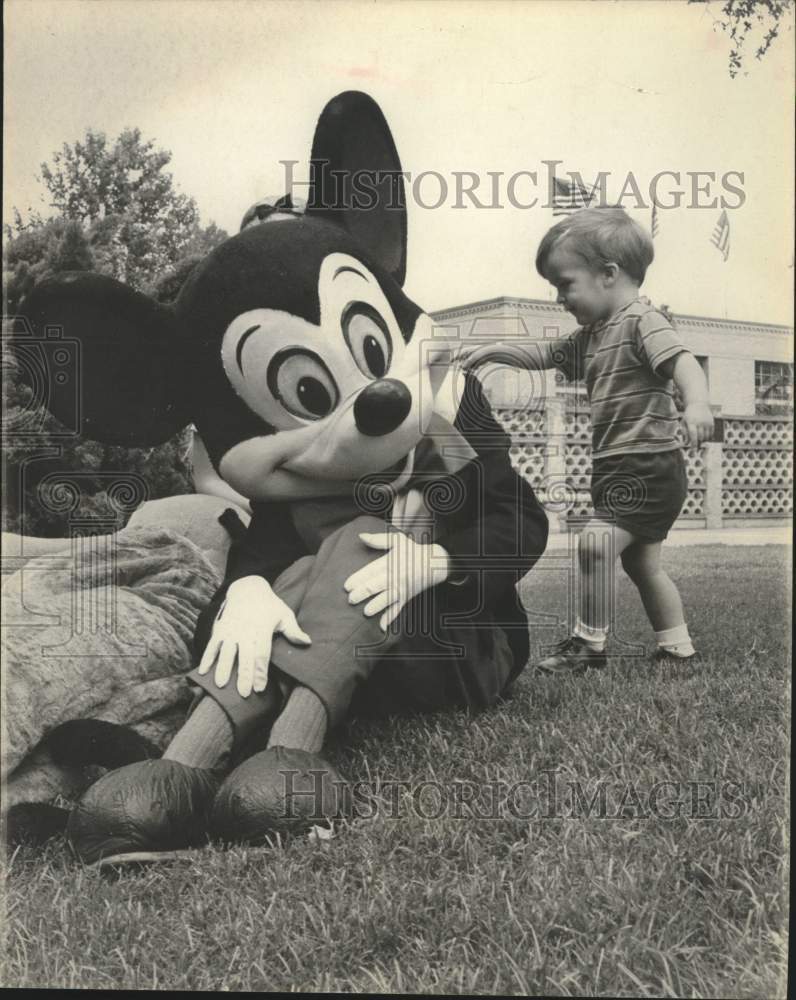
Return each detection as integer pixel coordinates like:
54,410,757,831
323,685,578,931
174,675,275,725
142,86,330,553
1,544,790,996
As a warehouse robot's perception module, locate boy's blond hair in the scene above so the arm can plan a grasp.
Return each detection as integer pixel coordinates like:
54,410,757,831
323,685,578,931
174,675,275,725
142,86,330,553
536,207,654,285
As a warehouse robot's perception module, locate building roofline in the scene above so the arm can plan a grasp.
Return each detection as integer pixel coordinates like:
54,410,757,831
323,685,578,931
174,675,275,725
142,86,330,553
430,295,793,336
430,295,564,320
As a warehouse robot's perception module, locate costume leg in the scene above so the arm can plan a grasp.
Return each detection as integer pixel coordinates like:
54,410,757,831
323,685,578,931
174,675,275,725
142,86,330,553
207,516,392,842
186,553,316,750
266,685,327,753
209,600,517,846
156,517,373,787
186,515,388,748
199,514,519,746
161,696,236,770
266,515,396,727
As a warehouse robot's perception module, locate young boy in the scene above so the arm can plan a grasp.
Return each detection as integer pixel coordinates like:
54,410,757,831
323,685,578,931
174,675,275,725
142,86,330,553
460,208,713,673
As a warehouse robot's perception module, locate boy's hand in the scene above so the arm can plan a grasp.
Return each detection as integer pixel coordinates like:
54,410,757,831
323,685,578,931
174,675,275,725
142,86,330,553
344,531,451,631
198,575,311,698
682,402,714,447
456,341,533,370
671,354,713,447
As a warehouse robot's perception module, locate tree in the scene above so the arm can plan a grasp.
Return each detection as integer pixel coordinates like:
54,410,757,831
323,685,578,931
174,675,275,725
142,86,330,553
39,128,193,229
3,128,228,535
691,0,794,77
3,218,95,315
8,127,227,291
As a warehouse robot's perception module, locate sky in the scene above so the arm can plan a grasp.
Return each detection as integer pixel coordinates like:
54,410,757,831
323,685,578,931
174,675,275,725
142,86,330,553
4,0,794,325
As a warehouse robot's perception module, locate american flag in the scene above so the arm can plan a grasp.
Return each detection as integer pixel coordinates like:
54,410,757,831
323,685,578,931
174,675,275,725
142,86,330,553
651,202,660,239
710,209,730,261
551,176,596,216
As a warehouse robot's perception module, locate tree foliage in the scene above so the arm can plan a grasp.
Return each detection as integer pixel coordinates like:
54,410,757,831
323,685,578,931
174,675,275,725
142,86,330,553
39,129,183,225
3,128,228,535
3,217,95,315
6,127,227,293
692,0,794,77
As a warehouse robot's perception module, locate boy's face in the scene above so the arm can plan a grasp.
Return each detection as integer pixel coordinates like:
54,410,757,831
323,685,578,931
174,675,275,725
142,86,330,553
545,243,614,326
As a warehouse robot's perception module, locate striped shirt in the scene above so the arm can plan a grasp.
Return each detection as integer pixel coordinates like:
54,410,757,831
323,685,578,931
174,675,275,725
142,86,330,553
544,298,687,458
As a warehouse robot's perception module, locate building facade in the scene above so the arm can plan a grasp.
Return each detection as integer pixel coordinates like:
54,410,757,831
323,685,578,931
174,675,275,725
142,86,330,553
431,297,793,531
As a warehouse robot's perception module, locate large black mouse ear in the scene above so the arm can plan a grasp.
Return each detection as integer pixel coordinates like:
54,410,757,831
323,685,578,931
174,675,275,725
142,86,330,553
306,91,407,285
16,272,189,446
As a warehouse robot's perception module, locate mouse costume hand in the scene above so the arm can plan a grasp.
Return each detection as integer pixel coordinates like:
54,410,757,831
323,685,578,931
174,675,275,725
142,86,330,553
344,531,451,631
197,576,311,698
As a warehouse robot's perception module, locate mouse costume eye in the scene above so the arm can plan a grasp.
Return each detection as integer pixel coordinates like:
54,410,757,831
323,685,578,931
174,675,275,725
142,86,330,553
267,348,339,420
342,302,392,379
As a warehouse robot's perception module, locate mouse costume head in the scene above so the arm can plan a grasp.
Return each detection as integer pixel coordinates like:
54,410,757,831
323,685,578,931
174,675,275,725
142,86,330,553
20,92,462,502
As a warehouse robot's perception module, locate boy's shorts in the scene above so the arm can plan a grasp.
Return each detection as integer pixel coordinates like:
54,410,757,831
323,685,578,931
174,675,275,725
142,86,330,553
590,449,688,542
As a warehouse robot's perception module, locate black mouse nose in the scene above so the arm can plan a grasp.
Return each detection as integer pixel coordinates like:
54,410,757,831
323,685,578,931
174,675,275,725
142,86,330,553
353,379,412,437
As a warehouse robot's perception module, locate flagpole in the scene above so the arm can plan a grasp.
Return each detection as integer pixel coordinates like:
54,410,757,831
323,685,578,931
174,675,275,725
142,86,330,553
724,217,729,319
710,209,731,318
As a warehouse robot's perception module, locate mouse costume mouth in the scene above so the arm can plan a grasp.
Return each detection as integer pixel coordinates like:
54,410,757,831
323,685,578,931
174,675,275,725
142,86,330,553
275,442,414,485
382,448,415,490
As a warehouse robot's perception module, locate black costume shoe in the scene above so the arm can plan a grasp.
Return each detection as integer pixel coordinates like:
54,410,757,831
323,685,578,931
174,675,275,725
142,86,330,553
210,746,351,845
535,636,607,676
66,759,220,864
4,803,71,847
43,718,161,768
653,648,702,666
4,719,162,850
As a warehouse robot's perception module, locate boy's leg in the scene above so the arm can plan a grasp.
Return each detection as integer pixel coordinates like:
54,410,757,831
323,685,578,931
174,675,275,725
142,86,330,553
620,541,696,659
536,519,636,674
577,519,637,634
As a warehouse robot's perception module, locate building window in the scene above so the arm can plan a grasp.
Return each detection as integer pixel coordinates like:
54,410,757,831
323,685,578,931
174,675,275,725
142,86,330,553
555,372,589,411
755,361,794,415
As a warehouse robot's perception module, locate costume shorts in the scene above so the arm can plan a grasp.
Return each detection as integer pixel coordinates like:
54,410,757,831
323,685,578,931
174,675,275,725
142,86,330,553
590,448,688,542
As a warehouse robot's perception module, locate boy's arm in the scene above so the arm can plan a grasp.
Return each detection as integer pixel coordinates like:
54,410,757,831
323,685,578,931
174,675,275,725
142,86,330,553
457,338,560,372
659,352,714,447
635,308,713,447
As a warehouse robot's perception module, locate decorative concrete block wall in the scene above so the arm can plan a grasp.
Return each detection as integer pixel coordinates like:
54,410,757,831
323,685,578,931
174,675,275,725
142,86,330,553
493,401,793,532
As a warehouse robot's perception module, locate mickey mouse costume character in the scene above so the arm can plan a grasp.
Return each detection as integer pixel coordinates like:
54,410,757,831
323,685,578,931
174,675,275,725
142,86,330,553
18,92,549,863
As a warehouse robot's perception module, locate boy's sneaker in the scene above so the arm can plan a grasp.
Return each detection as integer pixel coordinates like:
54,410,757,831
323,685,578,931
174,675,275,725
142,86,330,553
653,648,701,665
535,636,607,676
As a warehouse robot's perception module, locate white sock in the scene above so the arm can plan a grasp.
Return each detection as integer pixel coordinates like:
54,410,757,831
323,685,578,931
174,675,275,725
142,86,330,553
655,624,695,658
573,619,609,651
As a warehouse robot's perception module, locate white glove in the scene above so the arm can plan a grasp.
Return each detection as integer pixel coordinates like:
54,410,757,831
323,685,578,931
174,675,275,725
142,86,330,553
343,531,451,631
197,575,311,698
